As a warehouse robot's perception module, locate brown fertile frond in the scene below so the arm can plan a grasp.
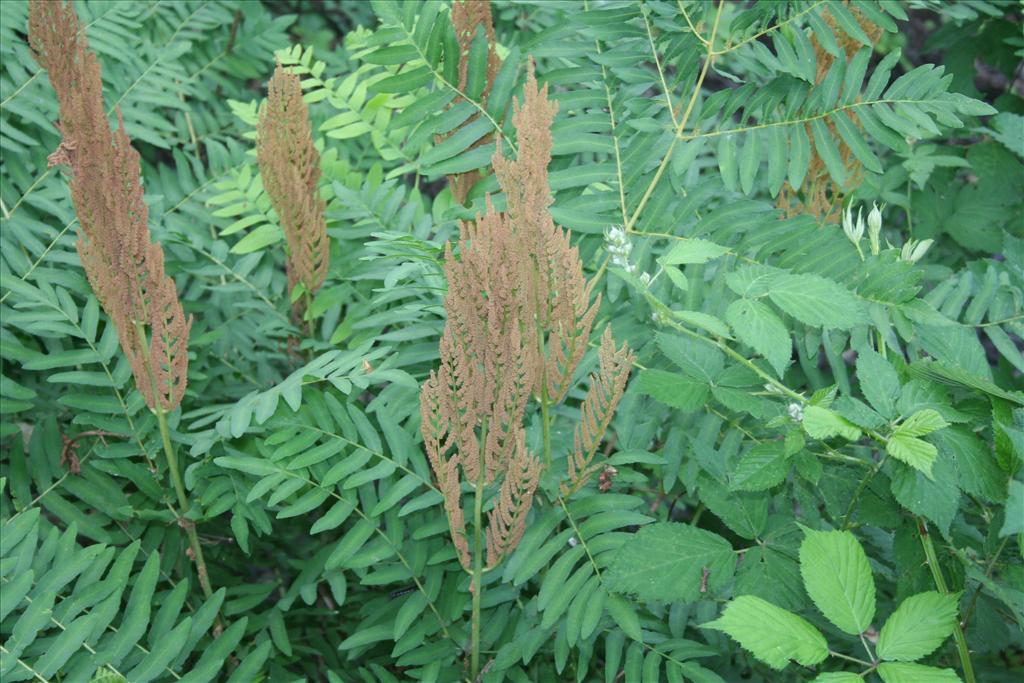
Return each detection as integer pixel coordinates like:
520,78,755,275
445,0,501,203
257,63,329,315
145,245,192,411
30,1,191,413
485,432,541,568
778,1,882,222
492,59,600,404
28,0,105,152
562,328,635,497
436,205,535,485
422,374,472,569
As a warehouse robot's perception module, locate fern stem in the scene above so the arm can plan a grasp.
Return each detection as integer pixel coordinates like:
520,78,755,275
156,408,215,601
471,420,488,679
135,322,215,601
540,388,552,472
917,518,976,683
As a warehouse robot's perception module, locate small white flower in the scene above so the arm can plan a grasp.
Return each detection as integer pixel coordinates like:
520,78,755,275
788,403,804,421
568,536,578,548
639,272,652,287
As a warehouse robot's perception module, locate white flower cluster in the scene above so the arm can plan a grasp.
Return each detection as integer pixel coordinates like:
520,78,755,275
605,225,653,287
788,403,804,421
604,225,635,273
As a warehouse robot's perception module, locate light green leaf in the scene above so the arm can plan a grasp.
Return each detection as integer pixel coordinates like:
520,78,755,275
605,523,737,603
810,674,862,683
876,591,960,662
768,273,866,329
857,348,899,418
703,595,828,670
896,409,949,437
726,298,791,378
229,224,283,254
877,662,962,683
886,433,938,477
803,406,862,441
799,528,875,635
661,239,730,265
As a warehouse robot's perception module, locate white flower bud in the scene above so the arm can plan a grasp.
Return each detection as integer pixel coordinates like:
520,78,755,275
901,238,934,263
867,202,882,255
842,205,865,260
788,403,804,421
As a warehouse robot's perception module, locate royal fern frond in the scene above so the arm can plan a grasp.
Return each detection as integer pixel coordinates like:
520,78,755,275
563,328,636,497
256,62,329,318
29,0,190,412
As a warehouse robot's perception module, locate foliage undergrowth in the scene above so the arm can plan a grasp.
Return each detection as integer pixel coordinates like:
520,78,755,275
1,1,1022,682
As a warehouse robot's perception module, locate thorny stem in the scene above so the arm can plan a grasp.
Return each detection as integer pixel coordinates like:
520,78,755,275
471,420,488,679
917,518,976,683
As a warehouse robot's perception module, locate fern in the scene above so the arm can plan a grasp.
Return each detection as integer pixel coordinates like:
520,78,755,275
2,1,1021,681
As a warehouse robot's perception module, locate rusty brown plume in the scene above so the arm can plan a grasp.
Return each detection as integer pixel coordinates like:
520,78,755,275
257,62,329,319
420,58,634,572
29,0,191,412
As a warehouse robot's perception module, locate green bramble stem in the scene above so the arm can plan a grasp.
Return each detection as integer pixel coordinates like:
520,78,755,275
917,518,976,683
